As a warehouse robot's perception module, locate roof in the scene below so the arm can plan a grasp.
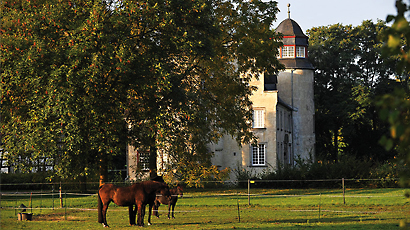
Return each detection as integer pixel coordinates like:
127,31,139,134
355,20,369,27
279,58,314,70
277,96,297,111
276,18,314,70
276,18,307,38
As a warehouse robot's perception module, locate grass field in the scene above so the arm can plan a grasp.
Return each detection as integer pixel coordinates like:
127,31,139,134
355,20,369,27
1,188,409,229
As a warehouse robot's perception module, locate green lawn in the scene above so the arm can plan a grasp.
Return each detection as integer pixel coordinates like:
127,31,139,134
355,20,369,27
1,188,409,229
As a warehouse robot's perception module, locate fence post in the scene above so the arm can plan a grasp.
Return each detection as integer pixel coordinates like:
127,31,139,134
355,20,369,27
52,185,54,210
30,192,32,213
318,193,321,221
40,189,43,214
237,199,241,223
60,182,63,208
342,178,345,205
248,179,250,205
64,191,67,220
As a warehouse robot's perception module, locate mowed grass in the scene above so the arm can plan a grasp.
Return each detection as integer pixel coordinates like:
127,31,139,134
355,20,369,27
1,188,410,229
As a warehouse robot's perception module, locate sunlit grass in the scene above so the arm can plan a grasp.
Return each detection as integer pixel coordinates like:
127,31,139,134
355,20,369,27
1,188,409,229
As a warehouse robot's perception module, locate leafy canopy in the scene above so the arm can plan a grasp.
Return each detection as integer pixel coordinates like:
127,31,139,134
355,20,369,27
1,0,283,184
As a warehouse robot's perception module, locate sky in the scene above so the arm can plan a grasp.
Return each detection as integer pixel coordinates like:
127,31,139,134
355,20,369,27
272,0,398,33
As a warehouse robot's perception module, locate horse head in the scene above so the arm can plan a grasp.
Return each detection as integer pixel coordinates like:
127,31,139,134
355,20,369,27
156,184,172,204
176,184,184,198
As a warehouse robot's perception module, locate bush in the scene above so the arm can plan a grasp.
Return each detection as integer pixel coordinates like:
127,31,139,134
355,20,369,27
0,172,101,192
256,155,400,188
368,160,401,187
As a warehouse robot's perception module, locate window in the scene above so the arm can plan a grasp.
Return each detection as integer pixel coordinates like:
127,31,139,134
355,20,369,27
296,46,305,58
252,144,266,166
138,151,150,171
253,109,265,128
282,46,295,58
0,148,9,173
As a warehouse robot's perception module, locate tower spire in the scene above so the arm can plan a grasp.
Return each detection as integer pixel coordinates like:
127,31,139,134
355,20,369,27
287,3,291,19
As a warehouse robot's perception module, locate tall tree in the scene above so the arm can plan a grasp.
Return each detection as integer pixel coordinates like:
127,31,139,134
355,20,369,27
308,21,396,162
1,0,128,186
124,0,283,179
308,24,359,162
378,0,410,186
1,0,283,184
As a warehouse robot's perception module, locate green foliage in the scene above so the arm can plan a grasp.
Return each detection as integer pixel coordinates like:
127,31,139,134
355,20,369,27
377,89,410,187
308,20,397,162
261,156,374,188
377,0,410,188
1,0,127,182
164,155,231,188
1,0,283,182
0,172,53,190
233,156,402,188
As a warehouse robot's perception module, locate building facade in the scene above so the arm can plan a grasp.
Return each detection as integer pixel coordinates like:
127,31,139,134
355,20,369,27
126,16,315,181
209,16,315,180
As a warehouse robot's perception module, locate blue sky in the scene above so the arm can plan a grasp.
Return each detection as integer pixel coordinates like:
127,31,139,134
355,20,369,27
272,0,397,32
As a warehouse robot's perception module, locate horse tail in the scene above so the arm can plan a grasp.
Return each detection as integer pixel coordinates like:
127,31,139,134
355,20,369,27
98,190,103,223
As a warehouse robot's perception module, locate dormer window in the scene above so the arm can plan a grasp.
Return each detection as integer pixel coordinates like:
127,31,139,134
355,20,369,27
279,46,306,59
296,46,305,58
282,46,294,58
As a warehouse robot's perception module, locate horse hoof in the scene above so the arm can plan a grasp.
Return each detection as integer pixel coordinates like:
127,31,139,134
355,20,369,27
103,223,110,227
148,223,151,226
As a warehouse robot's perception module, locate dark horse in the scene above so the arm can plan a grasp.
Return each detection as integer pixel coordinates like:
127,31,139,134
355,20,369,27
152,184,183,219
98,180,171,227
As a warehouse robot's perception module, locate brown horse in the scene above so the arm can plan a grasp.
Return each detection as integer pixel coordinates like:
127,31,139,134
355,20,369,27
98,180,171,227
152,184,183,219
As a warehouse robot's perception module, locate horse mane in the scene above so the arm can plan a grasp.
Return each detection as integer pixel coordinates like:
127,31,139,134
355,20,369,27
142,180,166,193
151,175,165,183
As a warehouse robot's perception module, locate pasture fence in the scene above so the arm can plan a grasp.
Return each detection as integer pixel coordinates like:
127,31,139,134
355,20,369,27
0,178,405,222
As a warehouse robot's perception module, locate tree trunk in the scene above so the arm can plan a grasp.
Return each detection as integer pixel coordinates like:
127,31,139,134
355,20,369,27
149,139,158,179
333,126,339,163
80,174,87,193
99,152,108,187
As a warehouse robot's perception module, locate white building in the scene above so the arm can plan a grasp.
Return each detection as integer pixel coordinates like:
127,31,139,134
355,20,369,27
208,16,315,180
127,16,315,181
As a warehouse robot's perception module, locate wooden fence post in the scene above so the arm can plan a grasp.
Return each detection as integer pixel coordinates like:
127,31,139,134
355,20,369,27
342,178,345,205
248,179,250,205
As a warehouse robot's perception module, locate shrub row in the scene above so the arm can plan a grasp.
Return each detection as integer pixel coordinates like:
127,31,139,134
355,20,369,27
234,156,403,188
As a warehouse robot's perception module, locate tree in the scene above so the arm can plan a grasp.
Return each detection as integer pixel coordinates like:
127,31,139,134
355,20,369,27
1,0,284,185
378,0,410,187
308,20,396,162
124,0,283,180
308,24,360,162
1,0,128,187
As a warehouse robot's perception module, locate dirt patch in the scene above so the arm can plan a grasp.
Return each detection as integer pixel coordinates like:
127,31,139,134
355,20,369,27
31,211,86,222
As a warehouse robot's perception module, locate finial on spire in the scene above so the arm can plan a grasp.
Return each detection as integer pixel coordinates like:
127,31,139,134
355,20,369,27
287,3,291,19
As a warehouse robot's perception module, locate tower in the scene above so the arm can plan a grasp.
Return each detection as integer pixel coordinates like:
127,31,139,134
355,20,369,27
276,5,315,164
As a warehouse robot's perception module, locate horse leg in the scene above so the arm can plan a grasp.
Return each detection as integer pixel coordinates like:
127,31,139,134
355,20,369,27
102,202,111,227
153,200,160,218
98,193,104,224
167,203,171,219
171,203,176,219
136,203,144,226
148,203,153,225
128,205,136,226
